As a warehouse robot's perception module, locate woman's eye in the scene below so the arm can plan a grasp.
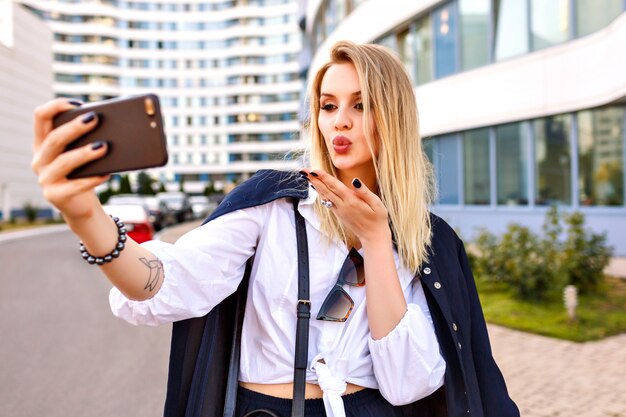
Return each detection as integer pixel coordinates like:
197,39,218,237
321,103,336,111
354,102,364,110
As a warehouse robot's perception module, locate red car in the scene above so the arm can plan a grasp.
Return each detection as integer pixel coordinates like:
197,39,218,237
103,204,154,243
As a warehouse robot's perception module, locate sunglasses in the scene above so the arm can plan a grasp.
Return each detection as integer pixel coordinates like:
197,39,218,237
316,248,365,322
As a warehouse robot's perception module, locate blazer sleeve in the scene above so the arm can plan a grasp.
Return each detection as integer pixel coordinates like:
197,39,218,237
458,241,521,417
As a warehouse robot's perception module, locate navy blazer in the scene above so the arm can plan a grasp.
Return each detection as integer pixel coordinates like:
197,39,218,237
163,170,520,417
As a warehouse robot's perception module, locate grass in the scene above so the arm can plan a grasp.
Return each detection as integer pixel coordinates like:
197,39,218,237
477,276,626,342
0,219,64,233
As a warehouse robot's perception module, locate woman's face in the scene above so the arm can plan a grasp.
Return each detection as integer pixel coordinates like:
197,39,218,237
317,63,376,177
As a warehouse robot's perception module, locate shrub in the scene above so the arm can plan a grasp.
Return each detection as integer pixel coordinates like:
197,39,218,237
473,206,612,300
474,225,557,300
561,212,612,294
23,202,39,223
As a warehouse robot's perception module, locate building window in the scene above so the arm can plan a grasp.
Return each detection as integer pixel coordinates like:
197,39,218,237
397,27,417,82
464,128,491,205
577,107,624,206
496,122,529,205
459,0,490,70
415,14,433,85
428,135,461,204
493,0,529,60
434,2,458,78
530,0,571,51
535,115,572,205
575,0,623,37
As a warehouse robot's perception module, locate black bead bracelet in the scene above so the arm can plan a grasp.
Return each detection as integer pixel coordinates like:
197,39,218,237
79,215,127,265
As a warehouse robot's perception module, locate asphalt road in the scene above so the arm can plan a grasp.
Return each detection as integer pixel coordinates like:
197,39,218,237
0,229,171,417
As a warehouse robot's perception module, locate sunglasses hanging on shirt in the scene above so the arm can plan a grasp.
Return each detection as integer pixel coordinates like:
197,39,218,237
316,248,365,322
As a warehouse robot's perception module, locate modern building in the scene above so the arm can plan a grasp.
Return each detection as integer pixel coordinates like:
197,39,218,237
0,2,54,221
21,0,305,193
304,0,626,255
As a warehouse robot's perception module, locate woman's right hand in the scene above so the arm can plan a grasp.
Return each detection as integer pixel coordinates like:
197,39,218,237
31,98,110,222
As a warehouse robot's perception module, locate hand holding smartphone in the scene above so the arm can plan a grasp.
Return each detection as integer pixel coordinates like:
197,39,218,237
53,94,168,179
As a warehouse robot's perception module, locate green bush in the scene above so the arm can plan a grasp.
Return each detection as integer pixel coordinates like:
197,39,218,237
23,202,39,223
474,225,558,300
473,206,612,300
561,212,612,294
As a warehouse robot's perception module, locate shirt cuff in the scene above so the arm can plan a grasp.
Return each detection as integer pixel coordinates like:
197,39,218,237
368,304,446,405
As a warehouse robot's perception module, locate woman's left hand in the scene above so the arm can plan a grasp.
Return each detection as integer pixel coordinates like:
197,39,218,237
301,169,391,246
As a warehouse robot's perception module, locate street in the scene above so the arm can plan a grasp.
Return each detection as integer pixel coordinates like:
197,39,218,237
0,229,170,417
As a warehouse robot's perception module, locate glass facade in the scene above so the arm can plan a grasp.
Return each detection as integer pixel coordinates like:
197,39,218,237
425,107,625,208
464,128,491,205
459,0,491,70
415,15,434,84
426,135,461,204
530,0,571,50
578,107,624,206
576,0,624,36
434,2,458,78
365,0,624,84
493,0,529,60
535,115,572,205
496,122,529,205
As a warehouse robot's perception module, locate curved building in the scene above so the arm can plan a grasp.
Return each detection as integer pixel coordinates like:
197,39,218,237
22,0,304,192
304,0,626,255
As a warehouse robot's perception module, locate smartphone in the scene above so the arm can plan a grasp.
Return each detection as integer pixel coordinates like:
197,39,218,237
53,94,168,179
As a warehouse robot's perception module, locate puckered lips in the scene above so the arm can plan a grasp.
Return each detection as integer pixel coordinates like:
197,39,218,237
332,136,352,154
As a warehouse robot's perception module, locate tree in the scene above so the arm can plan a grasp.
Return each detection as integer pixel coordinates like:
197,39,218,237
119,174,132,194
137,171,156,195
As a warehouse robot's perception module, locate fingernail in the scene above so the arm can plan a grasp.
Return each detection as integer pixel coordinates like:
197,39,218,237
299,170,308,178
82,111,96,123
352,178,362,188
68,100,83,106
310,171,319,177
91,141,105,150
310,184,316,190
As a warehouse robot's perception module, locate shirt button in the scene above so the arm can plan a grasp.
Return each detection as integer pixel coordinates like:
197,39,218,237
434,281,441,289
458,342,462,349
453,323,458,331
423,267,431,275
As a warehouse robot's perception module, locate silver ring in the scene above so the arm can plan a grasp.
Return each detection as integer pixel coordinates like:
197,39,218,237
320,199,334,209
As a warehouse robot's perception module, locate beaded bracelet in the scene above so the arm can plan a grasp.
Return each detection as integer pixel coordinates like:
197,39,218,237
79,215,127,265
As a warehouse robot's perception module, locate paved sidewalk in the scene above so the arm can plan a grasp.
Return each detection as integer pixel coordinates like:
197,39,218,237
490,324,626,417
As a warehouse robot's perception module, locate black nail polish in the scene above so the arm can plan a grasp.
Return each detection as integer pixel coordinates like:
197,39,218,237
299,170,308,178
352,178,362,189
82,112,96,123
310,171,319,177
68,100,83,106
91,141,105,150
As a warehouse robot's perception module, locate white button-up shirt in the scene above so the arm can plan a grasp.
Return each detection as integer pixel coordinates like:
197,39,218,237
109,186,446,417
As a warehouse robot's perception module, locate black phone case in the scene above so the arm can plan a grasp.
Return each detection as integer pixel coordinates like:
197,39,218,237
53,94,168,179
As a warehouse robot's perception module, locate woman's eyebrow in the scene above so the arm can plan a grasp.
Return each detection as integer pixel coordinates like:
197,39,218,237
320,91,362,99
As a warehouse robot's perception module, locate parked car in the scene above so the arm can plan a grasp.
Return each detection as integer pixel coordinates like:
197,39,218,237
102,203,154,243
188,195,216,219
106,194,173,231
141,196,176,231
156,192,193,223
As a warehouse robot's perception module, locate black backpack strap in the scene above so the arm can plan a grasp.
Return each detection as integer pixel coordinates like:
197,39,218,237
292,199,310,417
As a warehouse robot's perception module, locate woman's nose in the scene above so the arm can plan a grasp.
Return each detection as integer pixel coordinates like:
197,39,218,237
334,108,352,130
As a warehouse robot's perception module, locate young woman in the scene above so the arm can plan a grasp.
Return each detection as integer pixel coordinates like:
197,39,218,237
32,41,519,417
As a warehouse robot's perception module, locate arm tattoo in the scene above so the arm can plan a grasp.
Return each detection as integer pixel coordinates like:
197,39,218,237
139,257,163,292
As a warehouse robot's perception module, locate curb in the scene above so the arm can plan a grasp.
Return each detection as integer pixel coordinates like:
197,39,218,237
0,224,69,243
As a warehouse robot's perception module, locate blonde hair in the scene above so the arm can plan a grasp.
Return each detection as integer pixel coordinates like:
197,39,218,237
307,40,435,272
